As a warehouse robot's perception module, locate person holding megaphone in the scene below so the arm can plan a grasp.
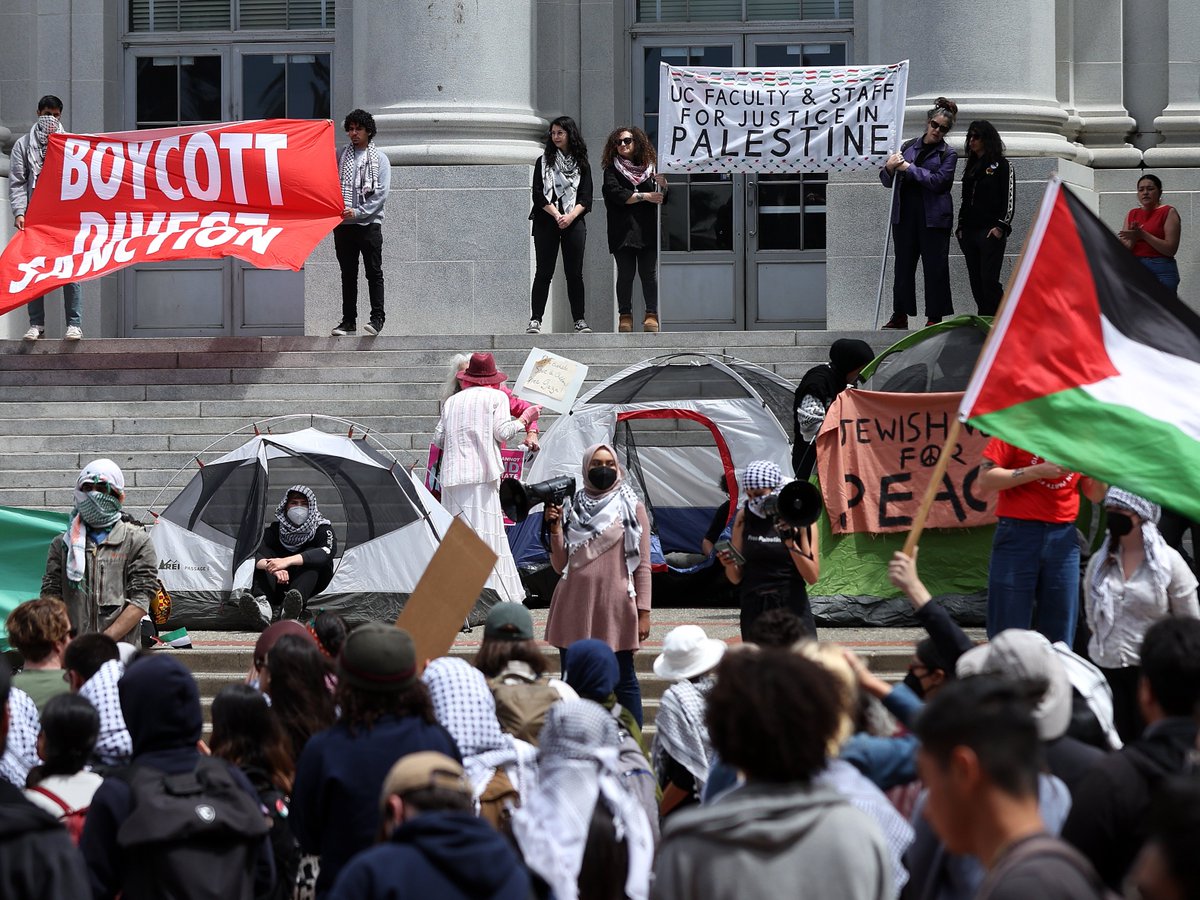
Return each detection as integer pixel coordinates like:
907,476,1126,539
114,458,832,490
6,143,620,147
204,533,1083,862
716,460,821,642
543,443,652,727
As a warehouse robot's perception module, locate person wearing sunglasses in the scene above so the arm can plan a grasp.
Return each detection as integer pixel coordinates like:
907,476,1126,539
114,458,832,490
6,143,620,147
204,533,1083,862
880,96,959,330
956,120,1015,316
40,460,157,646
601,126,667,333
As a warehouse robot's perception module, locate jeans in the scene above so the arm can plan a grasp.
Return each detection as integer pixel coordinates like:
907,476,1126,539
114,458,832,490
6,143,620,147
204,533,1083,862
614,245,658,315
987,517,1080,645
333,223,385,326
28,281,82,328
1140,256,1180,292
531,214,586,321
958,226,1006,316
558,646,644,729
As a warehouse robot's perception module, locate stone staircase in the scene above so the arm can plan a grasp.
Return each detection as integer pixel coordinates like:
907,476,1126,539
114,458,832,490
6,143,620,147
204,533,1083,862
0,330,885,514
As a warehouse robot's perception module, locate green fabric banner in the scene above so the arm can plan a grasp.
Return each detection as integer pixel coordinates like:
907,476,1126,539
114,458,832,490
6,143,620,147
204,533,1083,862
0,506,69,648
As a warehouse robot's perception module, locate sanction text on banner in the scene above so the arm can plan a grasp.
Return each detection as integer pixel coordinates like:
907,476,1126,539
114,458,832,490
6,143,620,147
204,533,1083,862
657,61,909,174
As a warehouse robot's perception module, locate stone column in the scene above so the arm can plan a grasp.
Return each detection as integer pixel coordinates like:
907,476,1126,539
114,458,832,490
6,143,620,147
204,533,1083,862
1143,0,1200,166
1069,0,1141,167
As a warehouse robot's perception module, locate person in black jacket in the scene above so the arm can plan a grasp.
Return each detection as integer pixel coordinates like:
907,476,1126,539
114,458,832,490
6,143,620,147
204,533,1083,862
956,120,1015,316
0,656,91,900
601,125,667,334
790,338,875,478
242,486,337,628
528,116,592,335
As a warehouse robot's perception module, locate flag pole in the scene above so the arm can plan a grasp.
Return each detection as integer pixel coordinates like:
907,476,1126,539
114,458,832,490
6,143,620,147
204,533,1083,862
901,417,963,557
874,177,899,329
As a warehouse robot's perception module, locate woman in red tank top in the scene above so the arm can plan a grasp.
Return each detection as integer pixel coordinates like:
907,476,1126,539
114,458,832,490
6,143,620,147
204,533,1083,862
1118,174,1181,291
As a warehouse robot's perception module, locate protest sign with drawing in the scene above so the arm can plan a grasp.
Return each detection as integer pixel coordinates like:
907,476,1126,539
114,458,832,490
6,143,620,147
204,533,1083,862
512,348,589,415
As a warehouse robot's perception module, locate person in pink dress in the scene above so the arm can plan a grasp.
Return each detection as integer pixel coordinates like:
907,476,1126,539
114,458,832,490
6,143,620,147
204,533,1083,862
543,443,651,726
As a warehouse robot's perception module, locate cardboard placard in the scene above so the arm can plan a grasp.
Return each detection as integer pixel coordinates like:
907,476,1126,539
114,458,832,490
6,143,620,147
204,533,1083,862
395,517,498,663
512,347,588,415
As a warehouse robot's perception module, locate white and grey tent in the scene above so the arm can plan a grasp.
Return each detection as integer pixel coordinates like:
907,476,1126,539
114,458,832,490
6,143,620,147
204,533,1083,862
149,426,492,628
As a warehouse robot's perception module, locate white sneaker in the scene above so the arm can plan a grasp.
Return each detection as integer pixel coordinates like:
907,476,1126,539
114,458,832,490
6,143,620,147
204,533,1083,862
526,319,541,334
64,326,83,341
573,319,592,334
22,326,43,341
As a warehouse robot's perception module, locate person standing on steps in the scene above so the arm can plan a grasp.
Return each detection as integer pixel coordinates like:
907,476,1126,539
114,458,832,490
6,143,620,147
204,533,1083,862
528,116,592,336
330,108,390,337
11,94,84,342
956,120,1015,317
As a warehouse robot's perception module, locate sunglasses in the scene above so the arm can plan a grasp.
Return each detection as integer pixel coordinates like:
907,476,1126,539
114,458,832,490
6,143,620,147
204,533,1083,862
929,121,951,133
617,137,635,146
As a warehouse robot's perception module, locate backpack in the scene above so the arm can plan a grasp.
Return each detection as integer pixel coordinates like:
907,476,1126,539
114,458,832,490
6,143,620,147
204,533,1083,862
27,785,88,845
477,765,521,838
490,665,561,746
113,756,271,900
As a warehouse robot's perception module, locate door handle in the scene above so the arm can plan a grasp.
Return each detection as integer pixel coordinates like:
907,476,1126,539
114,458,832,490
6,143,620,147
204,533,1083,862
747,178,757,237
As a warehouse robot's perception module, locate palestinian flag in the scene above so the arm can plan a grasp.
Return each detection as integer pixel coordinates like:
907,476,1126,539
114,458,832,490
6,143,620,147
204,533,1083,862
960,176,1200,521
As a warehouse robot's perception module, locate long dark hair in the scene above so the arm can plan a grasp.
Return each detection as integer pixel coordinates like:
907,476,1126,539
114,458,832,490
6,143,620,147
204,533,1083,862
210,685,295,794
543,116,589,171
600,126,656,170
29,693,98,782
964,119,1005,167
266,634,336,760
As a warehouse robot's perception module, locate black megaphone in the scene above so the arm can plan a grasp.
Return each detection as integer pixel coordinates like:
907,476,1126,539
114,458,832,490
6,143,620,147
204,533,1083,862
767,480,823,528
499,476,577,522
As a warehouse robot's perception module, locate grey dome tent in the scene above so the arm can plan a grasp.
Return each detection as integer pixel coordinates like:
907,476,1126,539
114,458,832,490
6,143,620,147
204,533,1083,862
149,422,488,629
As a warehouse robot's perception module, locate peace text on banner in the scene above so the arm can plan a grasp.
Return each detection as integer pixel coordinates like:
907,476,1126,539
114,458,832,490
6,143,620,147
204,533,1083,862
0,119,344,314
657,61,908,175
816,389,996,534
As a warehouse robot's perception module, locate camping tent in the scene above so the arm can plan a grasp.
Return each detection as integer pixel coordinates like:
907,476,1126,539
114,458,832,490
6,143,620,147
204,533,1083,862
150,426,485,628
509,353,795,574
811,316,993,626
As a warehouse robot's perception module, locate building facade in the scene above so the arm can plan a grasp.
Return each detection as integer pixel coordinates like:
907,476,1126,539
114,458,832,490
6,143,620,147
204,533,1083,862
0,0,1197,339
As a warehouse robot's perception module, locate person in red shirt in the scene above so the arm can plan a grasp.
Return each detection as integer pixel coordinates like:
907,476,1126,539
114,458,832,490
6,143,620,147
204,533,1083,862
979,438,1105,644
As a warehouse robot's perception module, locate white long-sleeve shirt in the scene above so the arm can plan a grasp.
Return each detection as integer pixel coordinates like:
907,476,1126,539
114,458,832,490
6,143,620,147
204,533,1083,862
434,386,524,487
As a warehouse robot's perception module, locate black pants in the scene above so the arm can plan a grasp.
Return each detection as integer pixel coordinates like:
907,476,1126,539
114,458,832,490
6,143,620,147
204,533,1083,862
738,586,816,643
253,563,334,612
531,215,586,321
958,226,1006,316
892,204,952,320
333,223,385,326
614,245,658,315
1159,509,1199,574
1100,664,1144,744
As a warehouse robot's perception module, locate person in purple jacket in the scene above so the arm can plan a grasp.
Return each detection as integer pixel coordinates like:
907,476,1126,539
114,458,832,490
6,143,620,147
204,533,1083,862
880,97,959,329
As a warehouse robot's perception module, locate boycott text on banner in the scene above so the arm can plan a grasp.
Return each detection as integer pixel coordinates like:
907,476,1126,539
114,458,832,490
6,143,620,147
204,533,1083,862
816,389,996,534
0,119,344,314
657,61,908,174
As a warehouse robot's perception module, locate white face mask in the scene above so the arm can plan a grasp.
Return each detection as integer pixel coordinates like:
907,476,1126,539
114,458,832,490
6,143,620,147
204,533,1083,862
286,505,309,526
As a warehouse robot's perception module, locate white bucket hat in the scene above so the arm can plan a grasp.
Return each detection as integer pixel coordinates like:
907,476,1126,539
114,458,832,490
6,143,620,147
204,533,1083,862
653,625,727,682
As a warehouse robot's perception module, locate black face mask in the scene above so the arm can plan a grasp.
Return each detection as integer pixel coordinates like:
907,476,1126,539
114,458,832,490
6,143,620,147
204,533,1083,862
902,670,926,698
1107,511,1134,539
588,466,617,491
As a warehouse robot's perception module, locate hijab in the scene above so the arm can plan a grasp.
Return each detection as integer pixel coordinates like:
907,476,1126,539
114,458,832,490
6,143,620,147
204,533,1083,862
562,444,643,593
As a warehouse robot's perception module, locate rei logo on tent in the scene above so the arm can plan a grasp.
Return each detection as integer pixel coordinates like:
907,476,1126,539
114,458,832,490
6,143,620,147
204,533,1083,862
195,804,216,823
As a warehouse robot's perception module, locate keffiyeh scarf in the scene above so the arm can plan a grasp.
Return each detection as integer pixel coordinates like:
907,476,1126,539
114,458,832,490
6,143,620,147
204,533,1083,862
1089,487,1172,643
80,659,133,766
0,687,41,787
67,459,126,585
339,140,381,212
651,674,715,790
274,485,330,551
563,445,643,595
512,699,654,900
613,155,654,189
742,459,784,519
28,114,63,177
423,657,538,799
542,150,580,214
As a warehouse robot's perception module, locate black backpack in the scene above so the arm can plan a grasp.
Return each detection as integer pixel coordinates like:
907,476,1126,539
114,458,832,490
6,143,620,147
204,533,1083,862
114,756,271,900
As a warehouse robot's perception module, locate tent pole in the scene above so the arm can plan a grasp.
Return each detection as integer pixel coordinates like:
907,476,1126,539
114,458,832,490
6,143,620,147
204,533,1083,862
901,417,963,557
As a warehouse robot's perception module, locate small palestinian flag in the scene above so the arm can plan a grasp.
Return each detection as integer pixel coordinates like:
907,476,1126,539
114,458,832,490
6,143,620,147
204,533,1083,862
158,627,193,649
961,176,1200,521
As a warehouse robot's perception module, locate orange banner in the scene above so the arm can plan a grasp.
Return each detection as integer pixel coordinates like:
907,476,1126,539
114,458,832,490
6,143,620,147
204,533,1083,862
816,389,996,534
0,119,343,314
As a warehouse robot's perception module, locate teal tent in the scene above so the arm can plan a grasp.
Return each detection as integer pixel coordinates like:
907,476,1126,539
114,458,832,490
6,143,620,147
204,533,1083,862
0,506,70,648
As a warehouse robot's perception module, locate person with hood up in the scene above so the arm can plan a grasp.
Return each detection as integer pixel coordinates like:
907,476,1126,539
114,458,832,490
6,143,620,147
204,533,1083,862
513,698,655,900
79,654,275,899
544,443,652,726
328,752,532,900
0,656,91,899
653,648,891,900
423,656,538,828
241,485,338,629
41,460,157,646
791,338,875,477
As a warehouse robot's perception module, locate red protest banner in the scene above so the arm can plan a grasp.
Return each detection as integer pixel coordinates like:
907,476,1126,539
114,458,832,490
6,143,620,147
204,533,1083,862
0,119,343,314
816,389,997,534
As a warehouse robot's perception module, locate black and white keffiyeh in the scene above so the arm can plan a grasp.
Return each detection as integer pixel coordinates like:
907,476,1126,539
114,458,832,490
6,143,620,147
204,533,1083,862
742,459,785,519
651,674,715,791
563,444,643,595
79,659,132,766
339,140,381,211
0,687,40,786
512,699,654,900
1090,487,1173,641
423,657,538,799
542,150,580,214
28,114,63,178
274,485,330,551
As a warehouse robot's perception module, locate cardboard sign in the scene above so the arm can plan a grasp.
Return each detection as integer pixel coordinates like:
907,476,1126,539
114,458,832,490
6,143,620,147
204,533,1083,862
816,389,997,534
513,348,588,414
396,517,498,664
426,444,524,523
